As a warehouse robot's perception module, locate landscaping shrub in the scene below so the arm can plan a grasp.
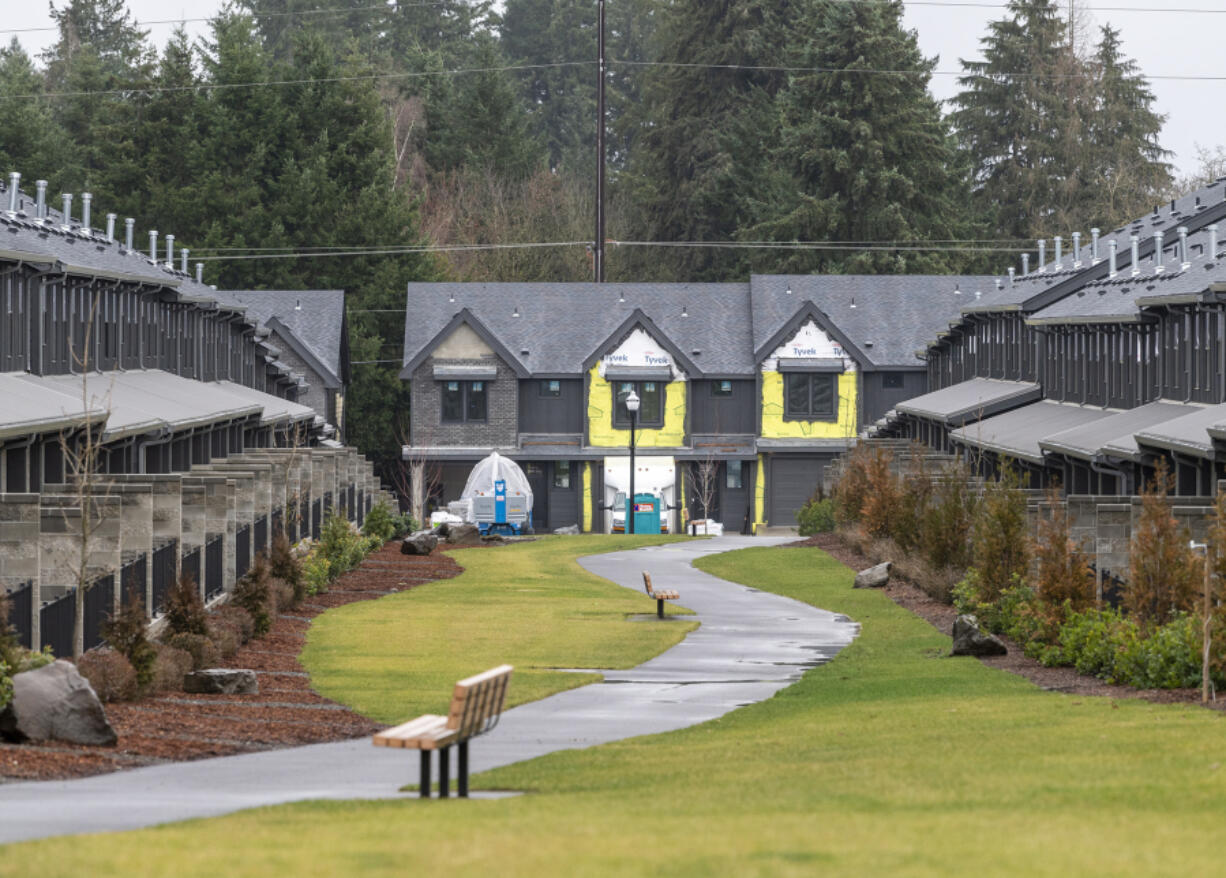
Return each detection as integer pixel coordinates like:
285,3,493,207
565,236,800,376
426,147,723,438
0,590,16,711
164,573,208,638
892,448,933,552
103,597,157,692
269,531,305,606
319,513,367,577
859,449,900,539
361,501,399,543
1041,608,1209,689
165,632,221,671
302,553,331,596
232,555,273,636
1032,487,1095,613
209,619,242,659
1127,462,1199,627
270,578,295,613
76,649,138,702
969,465,1030,605
919,464,976,573
213,604,255,644
832,444,873,525
797,495,835,536
151,643,193,692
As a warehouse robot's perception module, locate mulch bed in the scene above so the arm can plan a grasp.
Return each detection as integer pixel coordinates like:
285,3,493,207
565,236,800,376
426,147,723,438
796,534,1226,712
0,542,463,782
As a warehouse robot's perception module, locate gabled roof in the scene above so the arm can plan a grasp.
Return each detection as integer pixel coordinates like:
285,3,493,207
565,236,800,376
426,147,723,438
400,307,530,379
213,290,348,388
752,299,870,367
580,308,700,375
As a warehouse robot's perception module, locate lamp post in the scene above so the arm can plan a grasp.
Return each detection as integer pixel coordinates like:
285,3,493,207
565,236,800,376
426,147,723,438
626,390,639,535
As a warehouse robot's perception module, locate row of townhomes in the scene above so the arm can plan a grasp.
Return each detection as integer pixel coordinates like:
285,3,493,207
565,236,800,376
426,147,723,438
0,172,390,657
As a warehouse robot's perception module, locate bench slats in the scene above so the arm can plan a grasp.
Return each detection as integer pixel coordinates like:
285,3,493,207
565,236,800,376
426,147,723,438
373,715,456,750
374,665,514,752
642,572,679,602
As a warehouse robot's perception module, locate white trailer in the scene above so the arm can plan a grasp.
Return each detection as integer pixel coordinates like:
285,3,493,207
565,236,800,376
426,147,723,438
601,456,677,534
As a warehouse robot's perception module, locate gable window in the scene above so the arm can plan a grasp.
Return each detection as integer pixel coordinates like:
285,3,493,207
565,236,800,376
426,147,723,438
441,380,487,423
540,379,562,397
613,381,664,428
882,373,904,389
712,380,733,397
784,373,837,420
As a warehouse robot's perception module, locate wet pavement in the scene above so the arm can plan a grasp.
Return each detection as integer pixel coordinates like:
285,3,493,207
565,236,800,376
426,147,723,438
0,536,858,844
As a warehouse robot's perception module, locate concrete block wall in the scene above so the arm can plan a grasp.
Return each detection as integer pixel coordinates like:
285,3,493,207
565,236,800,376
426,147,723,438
0,494,40,647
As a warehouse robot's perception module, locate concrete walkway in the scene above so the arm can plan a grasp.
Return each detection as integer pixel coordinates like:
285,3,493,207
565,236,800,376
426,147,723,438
0,536,858,845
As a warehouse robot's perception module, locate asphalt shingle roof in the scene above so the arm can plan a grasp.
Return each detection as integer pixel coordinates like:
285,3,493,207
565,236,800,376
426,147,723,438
213,290,346,386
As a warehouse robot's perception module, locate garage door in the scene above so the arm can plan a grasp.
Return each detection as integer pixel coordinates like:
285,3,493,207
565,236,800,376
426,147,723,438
767,456,827,526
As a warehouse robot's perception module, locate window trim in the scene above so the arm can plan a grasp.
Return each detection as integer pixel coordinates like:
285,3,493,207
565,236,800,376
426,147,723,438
612,380,665,429
440,379,489,424
540,379,562,398
783,372,838,421
711,379,734,397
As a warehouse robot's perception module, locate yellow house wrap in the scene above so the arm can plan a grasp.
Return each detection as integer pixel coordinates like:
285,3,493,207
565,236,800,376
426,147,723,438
587,366,687,447
759,370,858,439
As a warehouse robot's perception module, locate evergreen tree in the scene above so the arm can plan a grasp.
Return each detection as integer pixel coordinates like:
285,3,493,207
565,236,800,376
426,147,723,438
752,0,965,274
0,39,76,183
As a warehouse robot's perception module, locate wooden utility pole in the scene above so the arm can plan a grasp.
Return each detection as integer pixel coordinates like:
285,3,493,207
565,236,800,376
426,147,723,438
594,0,606,282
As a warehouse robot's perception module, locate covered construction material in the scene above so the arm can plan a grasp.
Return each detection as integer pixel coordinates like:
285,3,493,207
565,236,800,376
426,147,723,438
460,452,533,534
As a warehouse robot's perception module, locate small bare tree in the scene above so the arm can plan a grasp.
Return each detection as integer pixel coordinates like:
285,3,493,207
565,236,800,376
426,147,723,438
691,454,719,533
395,419,441,527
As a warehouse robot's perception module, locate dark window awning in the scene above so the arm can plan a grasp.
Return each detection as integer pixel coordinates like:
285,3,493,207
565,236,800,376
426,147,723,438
1135,402,1226,460
605,366,672,381
950,400,1115,465
777,357,845,373
1040,400,1206,462
432,364,497,380
896,377,1041,427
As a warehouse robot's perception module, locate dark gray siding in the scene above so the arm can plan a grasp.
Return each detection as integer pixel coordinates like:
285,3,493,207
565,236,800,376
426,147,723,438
689,379,756,434
685,460,754,533
767,454,832,526
861,370,928,424
518,379,583,434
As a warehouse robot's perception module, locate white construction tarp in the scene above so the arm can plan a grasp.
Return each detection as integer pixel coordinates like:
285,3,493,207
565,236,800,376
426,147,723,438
461,452,533,503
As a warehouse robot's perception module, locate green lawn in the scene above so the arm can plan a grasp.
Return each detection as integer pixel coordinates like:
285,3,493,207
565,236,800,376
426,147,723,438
6,544,1226,876
304,534,697,723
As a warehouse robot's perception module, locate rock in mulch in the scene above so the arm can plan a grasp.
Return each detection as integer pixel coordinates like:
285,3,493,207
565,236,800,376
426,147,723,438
951,614,1008,657
0,660,117,747
401,531,439,556
553,524,580,535
183,669,259,696
481,533,506,543
853,561,892,589
445,523,482,546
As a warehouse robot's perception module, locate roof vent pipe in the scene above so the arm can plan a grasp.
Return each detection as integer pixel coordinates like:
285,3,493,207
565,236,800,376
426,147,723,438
1022,253,1030,275
124,218,134,251
7,172,19,212
1072,232,1081,267
81,193,92,234
165,233,174,268
195,262,203,284
1179,227,1189,268
105,213,116,242
1153,230,1164,273
1008,267,1016,286
1037,239,1046,272
1210,224,1219,261
1054,235,1062,267
1091,228,1100,264
1109,239,1118,277
1130,235,1140,276
149,230,158,262
60,193,72,227
180,248,188,273
35,180,47,219
995,279,1003,290
974,290,982,300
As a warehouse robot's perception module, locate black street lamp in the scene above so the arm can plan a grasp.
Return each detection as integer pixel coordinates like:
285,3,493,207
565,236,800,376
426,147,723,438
626,389,639,535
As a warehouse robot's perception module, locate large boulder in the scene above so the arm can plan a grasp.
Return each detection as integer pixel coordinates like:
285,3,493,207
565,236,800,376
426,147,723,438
446,523,482,546
401,531,439,556
853,562,892,589
951,614,1008,657
183,669,259,696
0,660,117,746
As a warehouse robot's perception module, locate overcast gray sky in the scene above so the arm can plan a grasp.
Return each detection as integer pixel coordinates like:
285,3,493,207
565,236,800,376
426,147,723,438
6,1,1221,178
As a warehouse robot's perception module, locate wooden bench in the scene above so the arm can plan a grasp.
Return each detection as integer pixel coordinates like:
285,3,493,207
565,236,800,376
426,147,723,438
373,664,513,798
642,571,679,619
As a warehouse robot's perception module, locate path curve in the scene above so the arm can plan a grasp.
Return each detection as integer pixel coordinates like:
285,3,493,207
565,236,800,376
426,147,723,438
0,536,858,845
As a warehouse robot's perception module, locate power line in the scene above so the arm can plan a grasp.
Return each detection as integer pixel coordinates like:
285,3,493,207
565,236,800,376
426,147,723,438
194,241,593,261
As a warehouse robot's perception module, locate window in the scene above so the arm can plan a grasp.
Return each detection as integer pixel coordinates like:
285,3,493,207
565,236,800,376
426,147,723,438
882,372,904,389
441,380,487,423
784,373,837,420
540,379,561,397
712,380,733,397
553,460,571,488
613,381,664,428
726,460,743,489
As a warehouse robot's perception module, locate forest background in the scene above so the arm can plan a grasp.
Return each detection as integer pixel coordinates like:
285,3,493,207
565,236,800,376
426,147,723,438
0,0,1210,476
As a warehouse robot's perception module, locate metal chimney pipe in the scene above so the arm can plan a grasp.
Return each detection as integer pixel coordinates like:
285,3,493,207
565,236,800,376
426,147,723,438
1091,228,1101,263
165,233,174,268
1022,253,1030,275
1038,239,1046,272
1054,235,1063,267
181,248,188,273
1109,239,1118,277
1179,227,1189,267
1210,224,1219,261
124,218,134,251
1072,232,1081,266
195,263,203,284
35,180,47,219
1153,230,1165,273
80,192,91,233
7,172,19,212
1130,234,1140,276
149,230,158,262
995,279,1003,290
1008,267,1016,286
60,193,72,226
105,213,116,242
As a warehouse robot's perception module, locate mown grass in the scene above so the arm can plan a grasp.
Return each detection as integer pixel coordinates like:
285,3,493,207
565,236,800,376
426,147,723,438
5,544,1226,876
303,534,695,723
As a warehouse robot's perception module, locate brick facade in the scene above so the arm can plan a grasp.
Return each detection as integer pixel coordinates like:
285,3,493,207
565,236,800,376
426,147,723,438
411,357,519,448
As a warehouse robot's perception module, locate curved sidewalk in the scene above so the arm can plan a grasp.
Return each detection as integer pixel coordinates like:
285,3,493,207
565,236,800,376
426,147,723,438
0,535,858,845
